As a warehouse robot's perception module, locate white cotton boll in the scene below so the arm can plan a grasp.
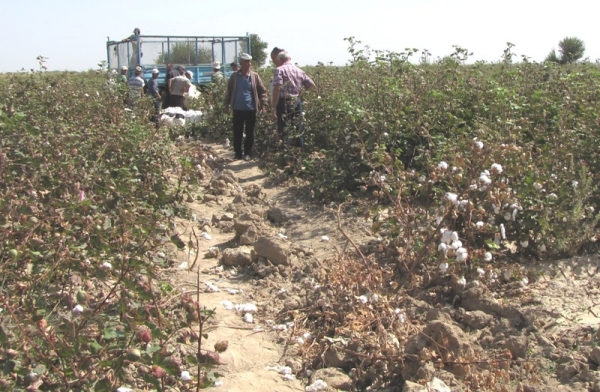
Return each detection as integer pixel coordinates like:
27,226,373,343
458,276,467,286
180,371,192,381
306,380,328,392
450,231,459,242
214,380,223,386
439,262,449,272
504,212,512,221
469,183,478,190
278,233,288,239
72,304,84,315
572,180,579,188
157,252,166,258
117,388,133,392
235,303,258,312
479,174,492,185
358,295,368,304
484,252,493,262
395,308,407,323
283,374,296,381
548,193,558,199
456,252,468,262
520,240,529,248
101,262,112,270
191,214,197,222
474,140,484,149
491,163,503,174
451,240,463,250
296,337,305,345
521,278,529,287
418,175,426,183
538,244,546,252
500,224,506,240
201,232,212,240
303,332,313,340
221,301,234,310
243,313,254,323
452,166,458,172
533,182,543,191
492,205,500,214
206,282,221,292
476,221,484,229
441,230,453,244
512,208,518,220
438,161,448,170
272,324,288,331
477,267,485,277
320,235,330,241
178,262,189,269
445,192,458,203
379,175,386,182
438,243,448,253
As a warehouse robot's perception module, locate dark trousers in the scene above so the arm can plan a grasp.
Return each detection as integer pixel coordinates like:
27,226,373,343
276,98,304,147
232,110,256,157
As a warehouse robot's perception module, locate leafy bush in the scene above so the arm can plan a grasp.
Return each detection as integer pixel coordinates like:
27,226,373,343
0,70,210,390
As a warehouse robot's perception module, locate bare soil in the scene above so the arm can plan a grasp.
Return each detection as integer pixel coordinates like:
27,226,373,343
162,141,600,392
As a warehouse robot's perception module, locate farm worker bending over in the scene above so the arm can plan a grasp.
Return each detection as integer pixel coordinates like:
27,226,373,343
126,66,145,106
224,53,268,161
168,66,191,110
271,50,315,148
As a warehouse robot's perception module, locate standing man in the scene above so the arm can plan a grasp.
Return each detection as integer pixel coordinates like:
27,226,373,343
272,51,315,147
126,66,146,106
118,65,128,84
229,62,239,72
163,63,177,109
168,66,191,110
122,28,142,69
224,53,268,161
147,68,162,114
211,62,224,83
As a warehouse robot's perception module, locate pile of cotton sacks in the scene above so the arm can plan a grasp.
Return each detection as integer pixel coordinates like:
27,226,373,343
158,107,204,129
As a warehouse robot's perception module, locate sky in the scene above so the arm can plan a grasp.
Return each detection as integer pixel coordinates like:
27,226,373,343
1,0,599,72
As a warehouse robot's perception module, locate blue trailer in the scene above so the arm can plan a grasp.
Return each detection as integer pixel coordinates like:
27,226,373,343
106,34,251,86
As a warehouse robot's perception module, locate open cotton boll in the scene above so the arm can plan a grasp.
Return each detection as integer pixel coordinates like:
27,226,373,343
438,161,448,170
235,303,258,312
439,262,449,272
484,252,493,262
306,380,328,392
243,313,253,323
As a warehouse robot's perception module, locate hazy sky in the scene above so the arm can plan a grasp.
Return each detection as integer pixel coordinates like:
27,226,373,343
1,0,598,72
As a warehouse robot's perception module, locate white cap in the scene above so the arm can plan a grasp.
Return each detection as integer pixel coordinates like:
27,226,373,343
121,65,128,71
212,61,221,69
151,68,159,74
185,70,193,78
240,53,252,61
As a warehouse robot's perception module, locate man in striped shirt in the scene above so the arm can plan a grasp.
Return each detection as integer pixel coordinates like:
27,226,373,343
271,51,315,147
126,66,146,106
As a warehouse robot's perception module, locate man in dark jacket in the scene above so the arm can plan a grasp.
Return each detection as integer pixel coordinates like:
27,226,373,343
224,53,268,161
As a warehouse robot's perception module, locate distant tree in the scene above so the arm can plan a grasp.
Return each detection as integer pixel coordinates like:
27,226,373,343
155,42,212,65
545,37,585,64
240,34,269,67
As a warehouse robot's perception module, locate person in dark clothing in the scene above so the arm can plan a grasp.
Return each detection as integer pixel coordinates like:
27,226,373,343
163,63,177,109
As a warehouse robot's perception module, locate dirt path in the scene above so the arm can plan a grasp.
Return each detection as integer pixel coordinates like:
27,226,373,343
162,143,359,391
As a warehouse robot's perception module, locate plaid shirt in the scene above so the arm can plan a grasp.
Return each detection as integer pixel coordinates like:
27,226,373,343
272,61,314,99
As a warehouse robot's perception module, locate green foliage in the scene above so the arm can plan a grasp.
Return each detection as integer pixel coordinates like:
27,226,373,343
0,69,212,390
240,34,268,67
545,36,586,64
155,41,213,65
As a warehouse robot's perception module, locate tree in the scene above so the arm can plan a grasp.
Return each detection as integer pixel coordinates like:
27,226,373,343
155,42,212,65
240,34,269,67
545,37,585,64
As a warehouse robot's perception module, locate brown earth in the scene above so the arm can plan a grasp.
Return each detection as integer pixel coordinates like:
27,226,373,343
161,140,600,392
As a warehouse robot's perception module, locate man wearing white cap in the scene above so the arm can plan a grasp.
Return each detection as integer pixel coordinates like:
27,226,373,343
211,62,223,83
126,66,146,106
224,53,268,160
118,65,128,84
147,69,162,113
